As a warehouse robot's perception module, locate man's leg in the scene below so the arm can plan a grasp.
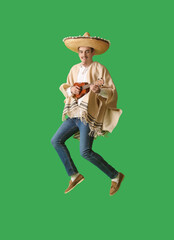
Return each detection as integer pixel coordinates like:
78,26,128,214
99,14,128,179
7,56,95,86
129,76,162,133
78,120,119,179
78,120,124,195
51,118,79,176
51,118,85,194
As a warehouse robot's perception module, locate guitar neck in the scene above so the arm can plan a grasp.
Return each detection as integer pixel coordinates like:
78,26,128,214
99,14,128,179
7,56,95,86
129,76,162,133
82,84,90,90
81,79,104,90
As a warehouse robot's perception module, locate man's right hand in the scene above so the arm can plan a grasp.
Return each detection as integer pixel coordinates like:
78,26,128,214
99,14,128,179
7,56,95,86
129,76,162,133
71,86,81,95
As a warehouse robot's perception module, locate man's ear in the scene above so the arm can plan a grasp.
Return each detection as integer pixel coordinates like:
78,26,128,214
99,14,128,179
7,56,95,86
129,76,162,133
92,50,95,56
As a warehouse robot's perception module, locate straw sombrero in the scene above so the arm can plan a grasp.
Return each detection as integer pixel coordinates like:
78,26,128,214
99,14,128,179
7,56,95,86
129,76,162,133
63,32,110,55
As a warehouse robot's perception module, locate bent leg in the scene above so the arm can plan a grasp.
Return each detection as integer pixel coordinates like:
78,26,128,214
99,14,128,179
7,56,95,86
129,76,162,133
78,121,118,179
51,118,79,176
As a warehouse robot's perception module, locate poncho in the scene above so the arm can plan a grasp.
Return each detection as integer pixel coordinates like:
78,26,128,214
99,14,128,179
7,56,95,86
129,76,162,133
59,61,122,140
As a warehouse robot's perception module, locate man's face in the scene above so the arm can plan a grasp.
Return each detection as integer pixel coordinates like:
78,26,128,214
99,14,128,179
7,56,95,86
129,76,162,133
78,47,95,65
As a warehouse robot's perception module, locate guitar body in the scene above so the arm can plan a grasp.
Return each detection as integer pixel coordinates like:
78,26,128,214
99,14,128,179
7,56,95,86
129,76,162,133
74,82,90,99
73,79,104,99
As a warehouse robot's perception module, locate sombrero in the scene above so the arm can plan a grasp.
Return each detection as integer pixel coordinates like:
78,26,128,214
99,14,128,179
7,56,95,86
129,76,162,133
63,32,110,55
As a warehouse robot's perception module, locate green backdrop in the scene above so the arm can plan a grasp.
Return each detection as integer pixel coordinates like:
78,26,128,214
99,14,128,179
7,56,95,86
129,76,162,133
1,0,173,239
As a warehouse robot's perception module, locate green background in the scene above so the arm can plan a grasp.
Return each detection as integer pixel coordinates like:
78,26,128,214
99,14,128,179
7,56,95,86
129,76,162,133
1,0,173,239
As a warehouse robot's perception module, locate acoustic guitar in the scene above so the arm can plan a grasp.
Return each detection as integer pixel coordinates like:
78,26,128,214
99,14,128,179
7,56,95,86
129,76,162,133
73,78,104,99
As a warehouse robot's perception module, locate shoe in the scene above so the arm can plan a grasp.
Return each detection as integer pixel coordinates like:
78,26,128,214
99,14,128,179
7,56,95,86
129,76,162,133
110,172,125,196
64,174,85,194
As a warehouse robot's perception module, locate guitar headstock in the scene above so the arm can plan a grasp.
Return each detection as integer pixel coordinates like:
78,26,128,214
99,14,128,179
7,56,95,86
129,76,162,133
96,78,104,87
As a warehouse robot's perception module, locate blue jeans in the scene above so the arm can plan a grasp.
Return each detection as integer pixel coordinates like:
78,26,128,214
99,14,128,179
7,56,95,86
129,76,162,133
51,118,118,179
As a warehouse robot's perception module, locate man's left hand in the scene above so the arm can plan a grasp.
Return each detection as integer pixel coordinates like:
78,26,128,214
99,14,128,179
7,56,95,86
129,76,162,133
90,84,101,93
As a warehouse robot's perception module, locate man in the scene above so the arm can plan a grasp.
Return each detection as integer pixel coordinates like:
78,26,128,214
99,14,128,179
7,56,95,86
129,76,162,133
51,32,124,196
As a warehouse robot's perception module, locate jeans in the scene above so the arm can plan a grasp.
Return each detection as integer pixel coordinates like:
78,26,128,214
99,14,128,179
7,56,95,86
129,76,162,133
51,118,118,179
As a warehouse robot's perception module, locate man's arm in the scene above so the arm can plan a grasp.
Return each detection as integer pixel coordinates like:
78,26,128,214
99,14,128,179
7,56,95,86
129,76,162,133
90,85,108,99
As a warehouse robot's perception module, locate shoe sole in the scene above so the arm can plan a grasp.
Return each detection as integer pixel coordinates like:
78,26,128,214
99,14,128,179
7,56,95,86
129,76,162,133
64,177,85,194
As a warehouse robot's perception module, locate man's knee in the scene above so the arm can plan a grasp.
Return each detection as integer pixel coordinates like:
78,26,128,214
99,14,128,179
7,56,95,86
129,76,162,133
51,135,63,147
51,137,56,147
80,148,92,159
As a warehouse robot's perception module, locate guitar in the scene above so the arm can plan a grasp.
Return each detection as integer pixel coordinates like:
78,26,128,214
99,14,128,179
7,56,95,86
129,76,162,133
73,78,104,99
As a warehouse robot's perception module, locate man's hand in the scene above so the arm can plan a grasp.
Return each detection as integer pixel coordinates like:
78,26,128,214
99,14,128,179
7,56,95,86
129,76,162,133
71,86,81,95
90,84,101,93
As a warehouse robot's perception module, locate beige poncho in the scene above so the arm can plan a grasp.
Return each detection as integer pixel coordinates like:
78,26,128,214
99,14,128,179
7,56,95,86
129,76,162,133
59,61,122,139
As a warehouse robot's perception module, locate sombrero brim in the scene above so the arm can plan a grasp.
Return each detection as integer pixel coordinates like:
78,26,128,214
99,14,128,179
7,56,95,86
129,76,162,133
63,36,110,55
